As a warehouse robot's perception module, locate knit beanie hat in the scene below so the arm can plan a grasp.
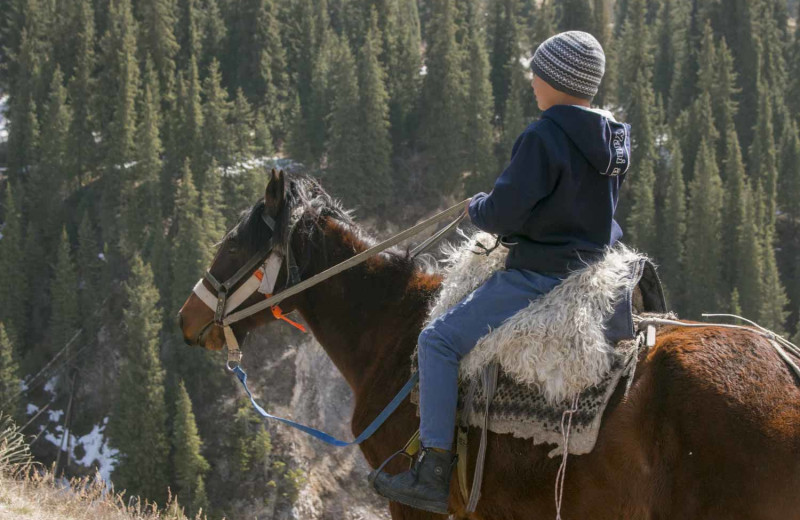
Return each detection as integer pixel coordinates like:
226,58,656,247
530,31,605,100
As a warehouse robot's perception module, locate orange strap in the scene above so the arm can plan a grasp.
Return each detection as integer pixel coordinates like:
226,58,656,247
271,305,307,332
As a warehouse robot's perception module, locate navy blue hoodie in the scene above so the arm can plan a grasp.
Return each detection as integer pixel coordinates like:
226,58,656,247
468,104,631,275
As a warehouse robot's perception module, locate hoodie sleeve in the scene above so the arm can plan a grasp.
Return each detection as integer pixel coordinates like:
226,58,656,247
468,127,558,236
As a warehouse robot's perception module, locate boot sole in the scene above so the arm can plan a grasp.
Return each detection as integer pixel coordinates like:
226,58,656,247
370,474,449,514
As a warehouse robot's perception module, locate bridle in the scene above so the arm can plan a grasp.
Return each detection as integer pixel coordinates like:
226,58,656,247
191,210,305,369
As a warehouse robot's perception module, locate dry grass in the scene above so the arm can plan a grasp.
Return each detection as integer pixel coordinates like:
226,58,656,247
0,415,208,520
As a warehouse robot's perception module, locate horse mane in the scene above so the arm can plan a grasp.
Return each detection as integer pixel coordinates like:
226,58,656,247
228,172,424,274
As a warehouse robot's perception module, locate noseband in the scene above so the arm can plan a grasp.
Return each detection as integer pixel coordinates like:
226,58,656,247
192,211,304,368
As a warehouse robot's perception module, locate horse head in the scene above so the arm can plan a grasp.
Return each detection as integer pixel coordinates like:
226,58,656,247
178,167,304,351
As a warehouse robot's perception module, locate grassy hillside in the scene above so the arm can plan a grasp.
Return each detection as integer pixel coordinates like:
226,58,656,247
0,416,204,520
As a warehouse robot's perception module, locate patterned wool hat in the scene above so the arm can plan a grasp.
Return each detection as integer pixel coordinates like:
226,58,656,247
530,31,606,100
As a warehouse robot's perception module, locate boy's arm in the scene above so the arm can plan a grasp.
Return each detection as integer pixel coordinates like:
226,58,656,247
468,129,558,236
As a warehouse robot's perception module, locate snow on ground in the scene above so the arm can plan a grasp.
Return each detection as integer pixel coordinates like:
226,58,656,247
38,417,118,483
223,156,299,176
0,94,8,144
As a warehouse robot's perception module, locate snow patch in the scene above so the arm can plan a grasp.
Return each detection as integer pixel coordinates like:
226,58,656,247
26,403,39,415
39,417,118,483
223,156,299,177
0,94,8,143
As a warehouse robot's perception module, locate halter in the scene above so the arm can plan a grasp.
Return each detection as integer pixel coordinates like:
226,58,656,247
192,211,306,369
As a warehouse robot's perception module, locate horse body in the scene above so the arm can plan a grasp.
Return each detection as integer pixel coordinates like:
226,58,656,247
179,172,800,519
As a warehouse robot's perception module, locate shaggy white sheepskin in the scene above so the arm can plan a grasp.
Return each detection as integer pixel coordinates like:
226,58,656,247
428,231,646,404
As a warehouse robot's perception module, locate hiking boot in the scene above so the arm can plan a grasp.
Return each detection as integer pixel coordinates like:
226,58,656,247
368,447,456,514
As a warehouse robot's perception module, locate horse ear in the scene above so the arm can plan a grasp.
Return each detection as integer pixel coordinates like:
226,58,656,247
264,168,285,217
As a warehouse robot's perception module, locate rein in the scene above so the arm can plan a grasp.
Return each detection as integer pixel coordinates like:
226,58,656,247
192,199,469,447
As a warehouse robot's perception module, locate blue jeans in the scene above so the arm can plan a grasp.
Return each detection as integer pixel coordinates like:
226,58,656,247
418,269,562,450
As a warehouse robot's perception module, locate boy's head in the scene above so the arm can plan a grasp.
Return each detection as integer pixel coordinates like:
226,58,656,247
530,31,605,111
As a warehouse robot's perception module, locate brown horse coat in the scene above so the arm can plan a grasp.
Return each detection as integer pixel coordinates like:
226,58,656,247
180,172,800,520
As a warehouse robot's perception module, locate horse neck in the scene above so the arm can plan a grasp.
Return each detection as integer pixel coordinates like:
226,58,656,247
291,219,438,393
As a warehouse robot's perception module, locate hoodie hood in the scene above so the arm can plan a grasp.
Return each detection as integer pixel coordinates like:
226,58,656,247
541,105,631,176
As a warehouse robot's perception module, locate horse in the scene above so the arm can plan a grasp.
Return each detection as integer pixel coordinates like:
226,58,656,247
178,169,800,519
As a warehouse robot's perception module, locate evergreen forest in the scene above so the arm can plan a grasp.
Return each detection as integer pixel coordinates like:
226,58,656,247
0,0,799,518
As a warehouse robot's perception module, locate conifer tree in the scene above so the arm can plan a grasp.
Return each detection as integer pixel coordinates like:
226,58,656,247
0,324,20,420
6,28,41,184
202,59,233,172
749,83,779,231
683,139,724,319
462,0,497,195
420,0,466,193
30,67,71,240
128,58,163,254
109,254,169,504
67,0,96,188
591,0,613,107
21,222,46,350
253,109,274,157
788,2,800,119
758,227,788,333
387,0,422,146
177,0,202,71
200,159,227,254
500,64,533,164
325,36,363,202
557,0,594,32
138,0,179,95
231,89,255,163
657,140,686,306
489,0,520,118
0,185,27,346
721,124,747,295
76,212,103,346
711,39,739,172
530,0,557,50
176,57,205,175
171,380,210,517
99,0,140,245
201,0,226,71
48,227,80,363
653,0,688,113
356,10,393,214
617,0,651,109
170,160,209,313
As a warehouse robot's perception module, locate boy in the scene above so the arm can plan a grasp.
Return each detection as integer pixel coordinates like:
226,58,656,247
370,31,631,514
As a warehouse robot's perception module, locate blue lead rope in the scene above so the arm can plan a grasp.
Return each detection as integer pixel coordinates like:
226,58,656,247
232,365,419,447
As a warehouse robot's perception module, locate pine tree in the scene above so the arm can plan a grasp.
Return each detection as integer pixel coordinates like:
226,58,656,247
530,0,556,50
489,0,520,118
749,83,779,231
721,124,747,295
108,255,169,504
0,324,20,421
231,89,255,163
48,228,79,356
462,0,497,195
184,56,205,171
387,0,422,146
99,0,140,246
177,0,202,71
67,0,96,187
202,59,234,172
76,212,104,347
356,10,393,214
683,139,724,319
420,0,466,193
557,0,594,32
171,380,210,517
711,39,739,172
325,36,363,202
201,0,226,71
0,185,27,346
653,0,688,113
616,0,651,109
592,0,613,107
138,0,179,95
170,160,209,313
500,63,533,164
6,28,41,184
200,159,227,253
734,181,764,320
127,57,163,255
788,2,800,120
657,140,686,306
253,109,274,157
681,22,718,183
758,226,788,333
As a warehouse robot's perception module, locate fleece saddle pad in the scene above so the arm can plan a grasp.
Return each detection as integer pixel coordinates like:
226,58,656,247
411,232,667,456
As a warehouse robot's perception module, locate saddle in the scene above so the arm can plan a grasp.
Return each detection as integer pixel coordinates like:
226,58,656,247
409,232,668,509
